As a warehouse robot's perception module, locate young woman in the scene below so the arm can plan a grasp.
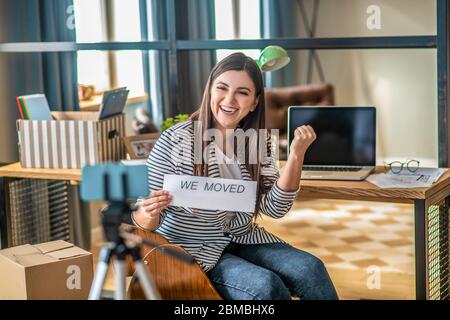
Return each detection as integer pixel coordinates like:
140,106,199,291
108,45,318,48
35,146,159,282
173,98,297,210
132,52,338,300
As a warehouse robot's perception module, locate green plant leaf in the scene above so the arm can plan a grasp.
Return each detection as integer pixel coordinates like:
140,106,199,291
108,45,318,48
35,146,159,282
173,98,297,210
161,114,189,132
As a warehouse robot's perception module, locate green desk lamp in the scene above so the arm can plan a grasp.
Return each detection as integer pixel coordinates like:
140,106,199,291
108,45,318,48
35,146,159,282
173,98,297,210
256,45,290,72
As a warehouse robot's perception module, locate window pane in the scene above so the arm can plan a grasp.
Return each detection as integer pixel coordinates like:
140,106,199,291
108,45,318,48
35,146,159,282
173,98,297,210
239,0,260,39
215,0,261,40
112,0,141,41
216,49,261,62
75,0,142,42
215,0,234,39
77,51,109,92
215,0,261,61
77,50,145,96
78,50,148,137
115,51,145,95
146,0,166,41
74,0,105,42
114,50,148,136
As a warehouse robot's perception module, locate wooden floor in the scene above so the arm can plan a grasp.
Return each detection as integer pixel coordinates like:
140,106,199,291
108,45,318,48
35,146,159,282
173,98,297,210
91,198,416,300
257,199,415,300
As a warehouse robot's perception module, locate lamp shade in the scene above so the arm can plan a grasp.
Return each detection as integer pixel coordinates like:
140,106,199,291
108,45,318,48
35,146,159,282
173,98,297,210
257,45,290,72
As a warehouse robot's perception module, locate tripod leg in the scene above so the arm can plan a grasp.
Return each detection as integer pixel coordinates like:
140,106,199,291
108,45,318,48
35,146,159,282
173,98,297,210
89,246,113,300
130,246,162,300
113,259,127,300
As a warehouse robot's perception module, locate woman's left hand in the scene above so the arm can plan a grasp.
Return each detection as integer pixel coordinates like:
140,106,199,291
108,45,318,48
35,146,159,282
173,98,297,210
289,125,317,161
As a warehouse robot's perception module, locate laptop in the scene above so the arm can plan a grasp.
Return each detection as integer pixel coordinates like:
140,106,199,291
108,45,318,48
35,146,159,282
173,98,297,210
287,106,376,181
98,87,129,120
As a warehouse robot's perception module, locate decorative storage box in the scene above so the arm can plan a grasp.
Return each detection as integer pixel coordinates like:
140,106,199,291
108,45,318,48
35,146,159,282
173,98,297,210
17,111,125,169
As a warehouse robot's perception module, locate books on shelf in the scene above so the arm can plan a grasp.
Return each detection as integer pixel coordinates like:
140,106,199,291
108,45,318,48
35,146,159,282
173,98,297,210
16,94,52,120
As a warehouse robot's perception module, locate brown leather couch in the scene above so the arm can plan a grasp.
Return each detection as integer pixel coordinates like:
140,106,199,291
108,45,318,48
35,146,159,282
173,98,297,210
265,83,335,134
264,83,335,159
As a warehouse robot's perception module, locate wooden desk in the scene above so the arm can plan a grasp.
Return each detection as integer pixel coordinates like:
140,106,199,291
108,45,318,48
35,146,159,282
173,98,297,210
0,163,84,250
80,94,148,112
278,162,450,300
0,162,81,182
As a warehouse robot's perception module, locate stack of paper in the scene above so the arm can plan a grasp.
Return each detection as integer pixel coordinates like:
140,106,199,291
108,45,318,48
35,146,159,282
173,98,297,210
367,168,448,189
16,94,52,120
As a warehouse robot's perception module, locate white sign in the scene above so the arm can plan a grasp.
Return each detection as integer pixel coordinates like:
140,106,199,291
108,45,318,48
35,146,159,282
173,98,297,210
163,174,257,212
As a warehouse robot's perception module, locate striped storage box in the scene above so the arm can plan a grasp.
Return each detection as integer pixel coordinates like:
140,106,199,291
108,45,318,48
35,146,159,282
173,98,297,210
17,111,125,169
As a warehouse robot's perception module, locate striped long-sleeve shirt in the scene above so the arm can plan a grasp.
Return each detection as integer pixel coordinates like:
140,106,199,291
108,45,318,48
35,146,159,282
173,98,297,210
144,120,299,272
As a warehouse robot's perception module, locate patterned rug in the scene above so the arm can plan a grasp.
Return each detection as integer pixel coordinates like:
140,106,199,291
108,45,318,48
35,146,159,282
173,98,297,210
257,199,415,299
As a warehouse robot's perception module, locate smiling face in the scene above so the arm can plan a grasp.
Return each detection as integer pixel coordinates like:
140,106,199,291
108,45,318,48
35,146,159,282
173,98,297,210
210,70,259,131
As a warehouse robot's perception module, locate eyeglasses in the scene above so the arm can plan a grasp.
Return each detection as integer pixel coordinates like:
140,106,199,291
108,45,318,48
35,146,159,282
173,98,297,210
384,159,420,174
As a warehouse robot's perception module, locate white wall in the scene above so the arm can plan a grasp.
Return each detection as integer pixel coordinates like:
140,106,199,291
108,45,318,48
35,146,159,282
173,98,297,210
301,0,438,166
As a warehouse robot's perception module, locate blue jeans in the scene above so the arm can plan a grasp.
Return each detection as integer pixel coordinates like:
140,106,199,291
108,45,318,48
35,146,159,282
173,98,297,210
207,242,339,300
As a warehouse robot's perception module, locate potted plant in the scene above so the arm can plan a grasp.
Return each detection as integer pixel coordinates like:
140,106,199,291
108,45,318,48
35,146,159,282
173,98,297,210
161,114,190,132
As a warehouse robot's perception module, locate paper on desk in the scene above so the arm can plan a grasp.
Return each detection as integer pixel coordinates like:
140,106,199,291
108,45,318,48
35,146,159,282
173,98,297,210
366,168,447,189
120,159,146,166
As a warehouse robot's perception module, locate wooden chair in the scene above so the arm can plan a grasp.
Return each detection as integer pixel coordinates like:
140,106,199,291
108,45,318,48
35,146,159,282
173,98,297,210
125,225,222,300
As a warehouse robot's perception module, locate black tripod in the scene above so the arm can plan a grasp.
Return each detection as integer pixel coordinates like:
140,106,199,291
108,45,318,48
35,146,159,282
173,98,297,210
88,173,194,300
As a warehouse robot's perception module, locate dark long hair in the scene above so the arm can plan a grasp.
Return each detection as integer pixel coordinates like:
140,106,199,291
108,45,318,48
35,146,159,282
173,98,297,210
190,52,268,218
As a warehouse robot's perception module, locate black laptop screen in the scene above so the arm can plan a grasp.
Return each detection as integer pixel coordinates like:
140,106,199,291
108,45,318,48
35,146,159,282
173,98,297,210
288,107,376,166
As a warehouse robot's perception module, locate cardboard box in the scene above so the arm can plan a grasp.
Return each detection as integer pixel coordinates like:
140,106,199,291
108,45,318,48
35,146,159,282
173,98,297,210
0,240,93,300
17,111,125,169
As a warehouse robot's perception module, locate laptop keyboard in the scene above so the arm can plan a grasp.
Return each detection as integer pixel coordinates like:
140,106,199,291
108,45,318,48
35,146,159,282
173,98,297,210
303,166,363,172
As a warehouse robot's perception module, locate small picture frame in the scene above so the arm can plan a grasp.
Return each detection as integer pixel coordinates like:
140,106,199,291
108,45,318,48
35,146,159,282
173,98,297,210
123,133,160,160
